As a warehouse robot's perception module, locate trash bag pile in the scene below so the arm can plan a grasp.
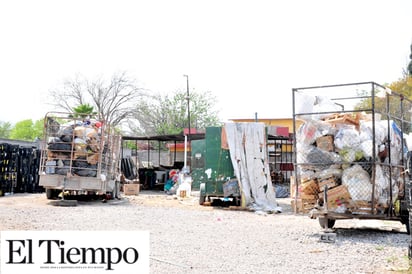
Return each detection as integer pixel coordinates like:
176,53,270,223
296,109,407,214
164,169,192,197
46,120,103,177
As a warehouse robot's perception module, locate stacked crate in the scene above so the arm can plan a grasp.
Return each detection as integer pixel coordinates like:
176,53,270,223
291,133,352,213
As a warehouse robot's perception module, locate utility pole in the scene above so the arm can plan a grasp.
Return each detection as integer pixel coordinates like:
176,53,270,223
183,74,191,172
183,74,191,137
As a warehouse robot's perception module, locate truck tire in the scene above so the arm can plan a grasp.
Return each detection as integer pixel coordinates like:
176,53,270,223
199,183,206,205
46,189,59,200
399,200,410,235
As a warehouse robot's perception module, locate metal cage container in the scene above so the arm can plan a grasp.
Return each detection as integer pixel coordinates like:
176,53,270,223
292,82,411,233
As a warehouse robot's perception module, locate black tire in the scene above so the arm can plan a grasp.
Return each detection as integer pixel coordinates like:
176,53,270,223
46,189,59,200
199,183,206,205
199,194,206,205
49,199,78,207
401,212,412,235
319,217,335,229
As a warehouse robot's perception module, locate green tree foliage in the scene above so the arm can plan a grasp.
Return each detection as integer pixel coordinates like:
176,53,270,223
0,121,12,138
132,90,221,136
9,119,43,141
72,104,95,118
360,44,412,116
387,75,412,98
385,78,412,132
355,75,412,132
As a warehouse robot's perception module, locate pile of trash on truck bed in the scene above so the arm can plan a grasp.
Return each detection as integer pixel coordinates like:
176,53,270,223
45,119,103,177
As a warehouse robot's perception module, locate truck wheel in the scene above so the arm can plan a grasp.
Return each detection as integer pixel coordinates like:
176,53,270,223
199,194,206,205
405,218,410,235
46,189,59,200
50,199,78,207
319,217,335,229
199,183,206,205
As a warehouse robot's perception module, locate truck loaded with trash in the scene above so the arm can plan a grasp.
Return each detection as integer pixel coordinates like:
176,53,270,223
292,82,411,233
38,112,122,201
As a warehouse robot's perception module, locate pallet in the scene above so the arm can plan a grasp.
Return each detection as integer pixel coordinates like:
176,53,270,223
322,113,360,127
291,198,317,213
318,177,338,191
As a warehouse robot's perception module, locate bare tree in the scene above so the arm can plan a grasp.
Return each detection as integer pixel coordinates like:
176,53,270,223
49,71,146,127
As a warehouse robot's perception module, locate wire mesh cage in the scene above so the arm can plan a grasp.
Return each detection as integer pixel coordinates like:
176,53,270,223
292,82,412,220
39,112,122,195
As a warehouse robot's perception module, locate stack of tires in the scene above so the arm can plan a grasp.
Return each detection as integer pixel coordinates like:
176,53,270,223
46,123,101,178
16,147,42,193
0,143,19,195
0,143,42,196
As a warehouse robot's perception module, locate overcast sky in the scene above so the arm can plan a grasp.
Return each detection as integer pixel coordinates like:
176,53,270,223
1,0,411,124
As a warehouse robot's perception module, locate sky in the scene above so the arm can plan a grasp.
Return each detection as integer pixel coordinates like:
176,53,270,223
0,0,412,125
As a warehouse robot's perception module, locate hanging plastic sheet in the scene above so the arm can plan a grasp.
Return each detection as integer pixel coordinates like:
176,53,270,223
224,122,282,213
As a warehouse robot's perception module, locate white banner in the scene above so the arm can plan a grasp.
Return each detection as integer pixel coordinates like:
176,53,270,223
1,231,149,274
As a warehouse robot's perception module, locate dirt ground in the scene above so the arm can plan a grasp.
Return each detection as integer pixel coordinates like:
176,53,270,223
0,191,411,273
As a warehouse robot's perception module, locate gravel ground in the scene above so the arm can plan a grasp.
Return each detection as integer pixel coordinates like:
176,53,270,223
0,191,410,274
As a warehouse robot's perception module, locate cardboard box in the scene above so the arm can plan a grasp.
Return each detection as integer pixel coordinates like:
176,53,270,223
124,183,140,195
300,178,319,195
300,193,318,200
350,200,374,214
320,184,351,209
316,135,334,152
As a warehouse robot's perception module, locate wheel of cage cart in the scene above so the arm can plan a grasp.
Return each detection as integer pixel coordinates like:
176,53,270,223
408,187,412,257
199,183,206,205
318,217,336,229
405,151,412,259
402,178,411,235
405,216,411,235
